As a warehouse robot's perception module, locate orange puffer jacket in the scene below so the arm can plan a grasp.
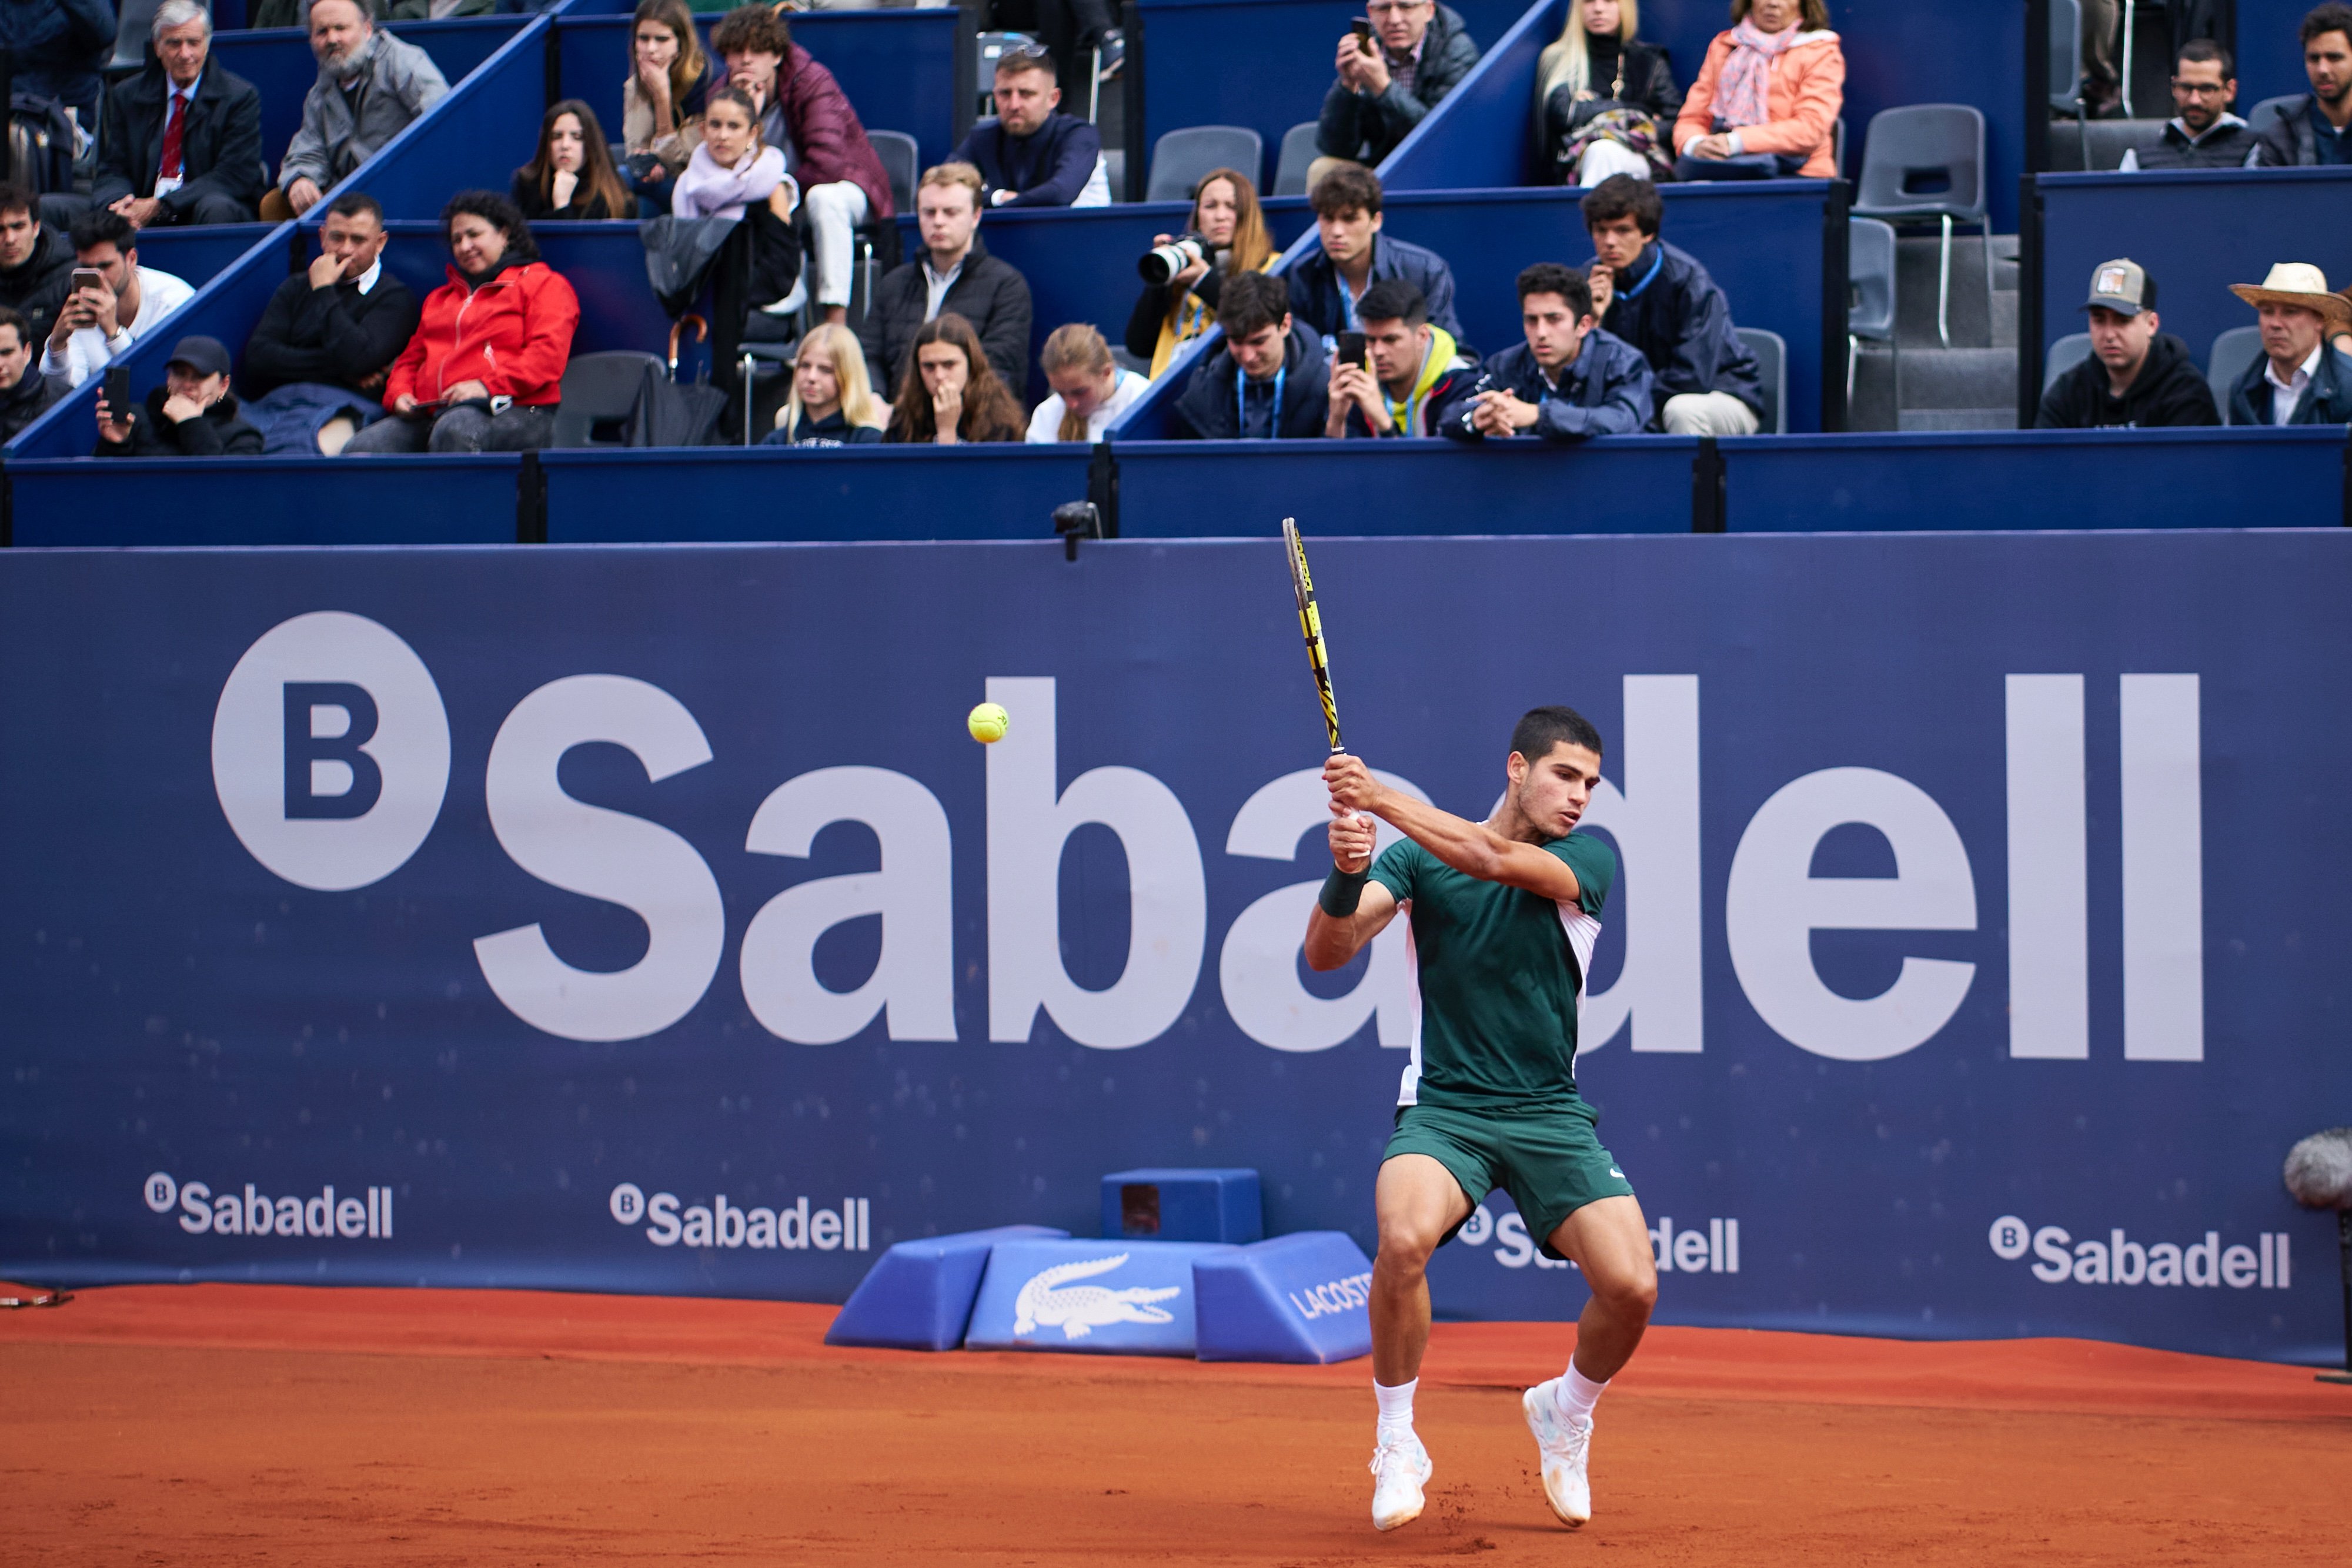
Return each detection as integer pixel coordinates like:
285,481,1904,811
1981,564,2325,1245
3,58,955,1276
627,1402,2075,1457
1673,29,1846,180
384,260,581,408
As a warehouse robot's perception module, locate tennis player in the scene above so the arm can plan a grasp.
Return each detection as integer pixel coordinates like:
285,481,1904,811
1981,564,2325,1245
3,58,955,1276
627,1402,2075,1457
1304,706,1656,1532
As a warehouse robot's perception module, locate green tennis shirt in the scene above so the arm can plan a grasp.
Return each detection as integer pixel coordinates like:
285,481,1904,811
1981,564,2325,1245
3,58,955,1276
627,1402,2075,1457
1368,832,1616,1111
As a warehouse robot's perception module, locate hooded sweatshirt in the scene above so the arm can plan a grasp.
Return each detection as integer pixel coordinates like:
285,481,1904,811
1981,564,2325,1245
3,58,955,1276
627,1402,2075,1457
1334,325,1469,437
2034,333,2220,430
95,385,265,457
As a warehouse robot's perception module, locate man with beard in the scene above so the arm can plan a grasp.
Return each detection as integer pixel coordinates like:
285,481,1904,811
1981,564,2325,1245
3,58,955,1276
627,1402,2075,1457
2119,41,2260,169
264,0,449,221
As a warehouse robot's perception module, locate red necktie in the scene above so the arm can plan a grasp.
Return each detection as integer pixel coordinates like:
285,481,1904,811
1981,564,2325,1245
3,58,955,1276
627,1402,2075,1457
159,90,187,180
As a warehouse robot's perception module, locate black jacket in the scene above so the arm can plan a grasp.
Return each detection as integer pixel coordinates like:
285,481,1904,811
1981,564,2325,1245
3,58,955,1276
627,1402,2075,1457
96,385,266,457
1433,330,1653,443
510,171,634,221
1542,36,1682,170
857,238,1033,395
2253,95,2352,166
1287,233,1466,347
1172,322,1332,439
2227,341,2352,426
242,266,423,397
0,227,76,345
92,65,267,217
2034,333,2219,429
949,112,1103,208
0,368,61,443
2124,116,2259,169
1317,3,1481,167
1595,240,1761,420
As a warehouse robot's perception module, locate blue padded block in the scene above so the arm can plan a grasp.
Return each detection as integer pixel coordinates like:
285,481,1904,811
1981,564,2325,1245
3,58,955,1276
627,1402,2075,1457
824,1225,1068,1351
964,1239,1237,1356
1100,1167,1262,1244
1192,1232,1376,1365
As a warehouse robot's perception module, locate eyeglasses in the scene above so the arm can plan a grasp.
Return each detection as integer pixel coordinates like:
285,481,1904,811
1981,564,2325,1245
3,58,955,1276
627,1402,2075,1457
1364,2,1429,15
2170,78,2230,95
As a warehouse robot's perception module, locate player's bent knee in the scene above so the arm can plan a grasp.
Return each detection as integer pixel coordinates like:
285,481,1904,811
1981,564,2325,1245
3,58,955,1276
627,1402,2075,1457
1591,1263,1658,1320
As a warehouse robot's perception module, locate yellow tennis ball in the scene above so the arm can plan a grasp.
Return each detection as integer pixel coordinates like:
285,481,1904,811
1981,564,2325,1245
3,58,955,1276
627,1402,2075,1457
967,702,1010,744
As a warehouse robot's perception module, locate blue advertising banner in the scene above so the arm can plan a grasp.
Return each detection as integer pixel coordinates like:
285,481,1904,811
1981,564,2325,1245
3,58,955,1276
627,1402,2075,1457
2,531,2348,1365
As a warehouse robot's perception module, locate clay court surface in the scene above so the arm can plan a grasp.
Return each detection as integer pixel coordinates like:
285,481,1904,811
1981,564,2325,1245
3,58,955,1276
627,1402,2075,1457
6,1284,2349,1566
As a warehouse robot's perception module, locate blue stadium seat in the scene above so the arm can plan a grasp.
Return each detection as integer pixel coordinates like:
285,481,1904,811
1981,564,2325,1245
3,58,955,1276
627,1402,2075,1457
2044,332,2093,392
2207,325,2263,422
1739,326,1787,434
1847,216,1897,406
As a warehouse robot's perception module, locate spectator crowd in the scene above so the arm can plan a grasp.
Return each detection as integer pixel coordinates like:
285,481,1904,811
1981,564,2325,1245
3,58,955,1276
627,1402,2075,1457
4,0,2352,462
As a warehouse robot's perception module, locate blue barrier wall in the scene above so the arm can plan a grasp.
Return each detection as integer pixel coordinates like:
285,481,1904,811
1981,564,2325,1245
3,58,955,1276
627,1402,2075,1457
1115,181,1833,437
540,447,1094,541
553,11,963,176
1378,0,1558,192
1724,428,2348,532
2233,0,2314,109
2037,168,2352,378
5,456,523,545
209,16,533,184
1112,436,1699,533
345,16,554,219
1131,0,1539,195
2,532,2348,1363
131,223,292,296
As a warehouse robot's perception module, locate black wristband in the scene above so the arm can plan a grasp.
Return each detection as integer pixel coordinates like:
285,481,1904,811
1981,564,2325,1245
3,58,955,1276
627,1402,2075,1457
1319,865,1369,917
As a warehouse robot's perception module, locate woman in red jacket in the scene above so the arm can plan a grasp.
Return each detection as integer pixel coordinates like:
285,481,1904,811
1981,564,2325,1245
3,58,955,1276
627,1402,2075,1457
345,191,582,453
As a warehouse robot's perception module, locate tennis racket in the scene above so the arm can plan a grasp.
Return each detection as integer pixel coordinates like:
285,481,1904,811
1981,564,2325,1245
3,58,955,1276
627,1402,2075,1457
1281,517,1344,754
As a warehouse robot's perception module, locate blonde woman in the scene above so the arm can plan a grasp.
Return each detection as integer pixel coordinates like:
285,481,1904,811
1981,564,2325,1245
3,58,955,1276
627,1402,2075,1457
1535,0,1683,185
1026,324,1150,443
763,323,887,447
1123,168,1276,377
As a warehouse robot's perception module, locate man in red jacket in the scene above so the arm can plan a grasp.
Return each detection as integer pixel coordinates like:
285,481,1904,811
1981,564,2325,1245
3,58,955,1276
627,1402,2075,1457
345,192,580,454
710,5,896,327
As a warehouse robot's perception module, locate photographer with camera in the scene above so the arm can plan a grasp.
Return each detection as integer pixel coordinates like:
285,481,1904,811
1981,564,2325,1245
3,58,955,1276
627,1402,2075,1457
1124,168,1277,379
1432,262,1651,444
1322,278,1471,438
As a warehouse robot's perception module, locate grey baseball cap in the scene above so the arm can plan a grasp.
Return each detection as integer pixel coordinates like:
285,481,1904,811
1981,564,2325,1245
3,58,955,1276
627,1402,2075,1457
2083,258,2154,315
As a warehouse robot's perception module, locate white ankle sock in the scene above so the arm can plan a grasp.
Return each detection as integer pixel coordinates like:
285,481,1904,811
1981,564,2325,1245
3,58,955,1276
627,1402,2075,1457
1375,1378,1418,1439
1553,1363,1606,1426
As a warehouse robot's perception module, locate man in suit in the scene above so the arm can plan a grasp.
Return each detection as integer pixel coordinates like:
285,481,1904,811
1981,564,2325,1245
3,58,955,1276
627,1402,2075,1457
85,0,267,228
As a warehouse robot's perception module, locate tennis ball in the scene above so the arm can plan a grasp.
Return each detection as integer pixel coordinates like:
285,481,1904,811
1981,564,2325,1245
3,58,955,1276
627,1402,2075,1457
967,702,1010,744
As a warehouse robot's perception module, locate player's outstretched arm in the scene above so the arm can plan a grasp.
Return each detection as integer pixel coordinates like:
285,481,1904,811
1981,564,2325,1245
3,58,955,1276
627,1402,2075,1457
1324,754,1582,904
1303,800,1401,969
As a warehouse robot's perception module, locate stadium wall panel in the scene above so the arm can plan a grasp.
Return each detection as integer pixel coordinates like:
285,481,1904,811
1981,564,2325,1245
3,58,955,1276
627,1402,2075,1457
1,531,2347,1366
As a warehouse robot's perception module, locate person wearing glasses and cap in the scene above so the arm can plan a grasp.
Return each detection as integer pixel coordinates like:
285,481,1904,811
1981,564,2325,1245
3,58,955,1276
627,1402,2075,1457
2224,262,2352,426
2035,259,2219,429
1312,0,1481,186
950,43,1110,208
93,335,264,457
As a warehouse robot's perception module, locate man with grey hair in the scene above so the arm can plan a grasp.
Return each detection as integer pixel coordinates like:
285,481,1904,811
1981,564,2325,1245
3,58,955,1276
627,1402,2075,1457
66,0,266,230
263,0,448,220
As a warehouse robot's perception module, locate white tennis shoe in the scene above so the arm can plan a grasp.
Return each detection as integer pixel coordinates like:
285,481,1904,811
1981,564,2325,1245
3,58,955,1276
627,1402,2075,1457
1368,1430,1433,1531
1521,1379,1593,1527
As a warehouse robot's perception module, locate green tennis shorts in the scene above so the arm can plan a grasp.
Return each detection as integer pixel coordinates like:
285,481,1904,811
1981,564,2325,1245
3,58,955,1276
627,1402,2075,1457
1384,1099,1636,1261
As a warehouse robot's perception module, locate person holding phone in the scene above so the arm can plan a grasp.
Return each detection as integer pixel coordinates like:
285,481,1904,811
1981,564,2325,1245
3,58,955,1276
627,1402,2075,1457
343,192,579,454
39,211,194,393
1311,0,1481,191
1322,279,1471,439
93,335,263,457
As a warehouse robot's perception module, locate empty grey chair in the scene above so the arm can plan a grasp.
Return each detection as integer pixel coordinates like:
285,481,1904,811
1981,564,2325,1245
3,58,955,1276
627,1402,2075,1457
2207,325,2264,422
1104,147,1126,201
1274,121,1319,196
867,129,918,214
1846,216,1896,404
2048,0,2090,171
1147,125,1264,203
551,352,664,449
1832,116,1846,177
110,0,181,71
1738,326,1786,435
1852,103,1993,350
974,31,1037,116
2043,331,2093,391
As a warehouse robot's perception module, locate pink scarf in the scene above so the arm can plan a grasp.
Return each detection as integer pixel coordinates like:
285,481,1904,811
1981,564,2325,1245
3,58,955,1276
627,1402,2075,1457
1715,17,1802,129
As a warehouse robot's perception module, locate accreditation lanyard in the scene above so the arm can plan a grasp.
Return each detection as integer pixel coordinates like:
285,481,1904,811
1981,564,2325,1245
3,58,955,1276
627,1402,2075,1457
1618,245,1665,302
1178,291,1208,340
1237,365,1284,437
1383,342,1434,435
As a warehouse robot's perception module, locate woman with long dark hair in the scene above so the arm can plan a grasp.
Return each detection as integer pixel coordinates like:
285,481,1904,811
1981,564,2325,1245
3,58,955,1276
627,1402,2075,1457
513,99,636,220
884,313,1025,444
621,0,710,213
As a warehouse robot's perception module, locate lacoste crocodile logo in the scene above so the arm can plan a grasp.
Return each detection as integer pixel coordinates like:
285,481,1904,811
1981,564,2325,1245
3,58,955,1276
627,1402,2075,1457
1011,1252,1182,1339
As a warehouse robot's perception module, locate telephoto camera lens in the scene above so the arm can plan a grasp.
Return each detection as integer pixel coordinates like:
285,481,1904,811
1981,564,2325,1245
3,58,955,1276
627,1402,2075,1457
1138,236,1210,284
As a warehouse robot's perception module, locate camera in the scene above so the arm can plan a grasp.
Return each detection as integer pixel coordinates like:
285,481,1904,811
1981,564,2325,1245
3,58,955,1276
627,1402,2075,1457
1138,234,1217,285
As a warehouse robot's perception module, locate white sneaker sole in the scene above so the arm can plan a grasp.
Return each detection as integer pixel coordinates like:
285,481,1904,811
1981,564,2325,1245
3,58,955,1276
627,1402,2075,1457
1521,1387,1591,1528
1370,1450,1431,1532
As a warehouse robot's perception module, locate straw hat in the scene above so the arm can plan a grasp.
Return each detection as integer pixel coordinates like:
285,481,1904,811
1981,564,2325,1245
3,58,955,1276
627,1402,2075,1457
2229,262,2352,325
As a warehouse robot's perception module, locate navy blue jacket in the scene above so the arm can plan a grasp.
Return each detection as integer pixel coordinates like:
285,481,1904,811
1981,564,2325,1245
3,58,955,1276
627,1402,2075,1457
1286,233,1465,347
1173,322,1332,439
1432,330,1652,443
1594,239,1761,420
2227,341,2352,427
0,0,113,121
950,112,1102,208
93,65,268,218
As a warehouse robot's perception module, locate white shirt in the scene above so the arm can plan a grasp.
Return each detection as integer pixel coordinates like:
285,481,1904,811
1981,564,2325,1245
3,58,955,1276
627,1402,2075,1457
2266,344,2321,425
921,249,968,321
1025,367,1148,443
41,265,195,389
